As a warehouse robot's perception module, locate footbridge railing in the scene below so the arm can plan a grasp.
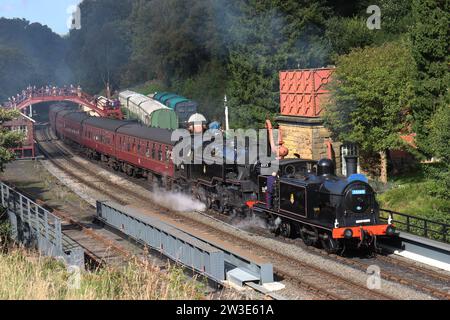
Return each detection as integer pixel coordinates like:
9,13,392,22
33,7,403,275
2,86,123,119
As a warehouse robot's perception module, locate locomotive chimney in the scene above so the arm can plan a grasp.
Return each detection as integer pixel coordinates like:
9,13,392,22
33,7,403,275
345,155,358,177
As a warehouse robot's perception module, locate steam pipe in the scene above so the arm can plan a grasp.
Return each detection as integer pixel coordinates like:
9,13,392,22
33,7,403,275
265,120,288,160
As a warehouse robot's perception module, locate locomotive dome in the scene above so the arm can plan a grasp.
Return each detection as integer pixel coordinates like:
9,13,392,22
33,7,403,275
188,113,207,123
317,158,335,176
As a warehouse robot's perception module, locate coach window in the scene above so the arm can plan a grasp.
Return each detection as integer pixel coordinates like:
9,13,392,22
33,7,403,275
146,142,150,158
152,143,156,159
165,146,170,163
158,145,162,161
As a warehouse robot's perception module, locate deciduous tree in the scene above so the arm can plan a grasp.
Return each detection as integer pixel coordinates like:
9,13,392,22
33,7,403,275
323,41,417,182
0,109,24,170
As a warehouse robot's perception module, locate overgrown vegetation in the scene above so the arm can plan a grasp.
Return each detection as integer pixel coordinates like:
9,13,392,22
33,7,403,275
0,247,205,300
378,164,450,225
0,216,205,300
0,209,11,252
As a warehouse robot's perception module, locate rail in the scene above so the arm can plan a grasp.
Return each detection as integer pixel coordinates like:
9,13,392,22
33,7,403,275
380,209,449,244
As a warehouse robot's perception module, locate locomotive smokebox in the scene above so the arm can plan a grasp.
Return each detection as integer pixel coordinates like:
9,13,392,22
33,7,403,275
345,155,358,177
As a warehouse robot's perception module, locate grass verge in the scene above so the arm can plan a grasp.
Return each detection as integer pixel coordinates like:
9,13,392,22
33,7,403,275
0,246,206,300
377,164,450,241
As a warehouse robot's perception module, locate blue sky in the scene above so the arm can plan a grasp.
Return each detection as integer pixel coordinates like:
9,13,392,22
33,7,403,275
0,0,81,35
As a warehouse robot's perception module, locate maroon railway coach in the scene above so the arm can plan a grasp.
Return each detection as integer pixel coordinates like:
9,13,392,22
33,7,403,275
50,105,176,182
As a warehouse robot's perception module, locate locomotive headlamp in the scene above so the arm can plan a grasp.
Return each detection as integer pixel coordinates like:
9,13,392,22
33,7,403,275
344,228,353,239
386,225,396,236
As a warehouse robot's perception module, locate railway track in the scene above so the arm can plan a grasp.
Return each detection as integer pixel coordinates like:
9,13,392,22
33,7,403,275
35,124,402,300
260,227,450,300
327,250,450,300
13,181,154,269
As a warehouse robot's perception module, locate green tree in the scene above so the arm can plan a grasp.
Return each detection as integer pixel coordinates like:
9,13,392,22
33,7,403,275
0,109,24,170
323,41,417,182
0,18,69,100
428,101,450,199
410,0,449,154
227,0,330,128
67,0,133,93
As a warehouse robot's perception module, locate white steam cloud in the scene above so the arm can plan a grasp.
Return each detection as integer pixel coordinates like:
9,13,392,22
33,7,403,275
149,187,206,212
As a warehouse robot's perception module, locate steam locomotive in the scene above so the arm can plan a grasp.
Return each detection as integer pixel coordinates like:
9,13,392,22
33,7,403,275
49,104,395,253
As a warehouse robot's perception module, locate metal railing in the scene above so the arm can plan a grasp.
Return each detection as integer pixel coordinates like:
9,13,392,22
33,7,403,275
380,208,449,244
97,200,274,285
0,181,84,266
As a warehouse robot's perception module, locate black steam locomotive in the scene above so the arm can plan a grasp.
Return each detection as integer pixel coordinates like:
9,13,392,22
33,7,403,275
251,159,395,253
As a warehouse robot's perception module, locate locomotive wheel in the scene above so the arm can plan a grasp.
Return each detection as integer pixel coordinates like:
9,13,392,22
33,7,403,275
300,225,317,246
321,234,339,254
205,197,213,209
126,167,134,177
279,221,292,238
216,201,225,214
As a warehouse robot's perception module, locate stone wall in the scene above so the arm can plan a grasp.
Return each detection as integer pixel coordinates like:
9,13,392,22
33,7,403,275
277,115,343,175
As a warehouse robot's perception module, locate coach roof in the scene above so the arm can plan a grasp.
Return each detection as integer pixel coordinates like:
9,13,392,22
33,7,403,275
116,123,175,145
83,117,133,132
64,112,90,123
